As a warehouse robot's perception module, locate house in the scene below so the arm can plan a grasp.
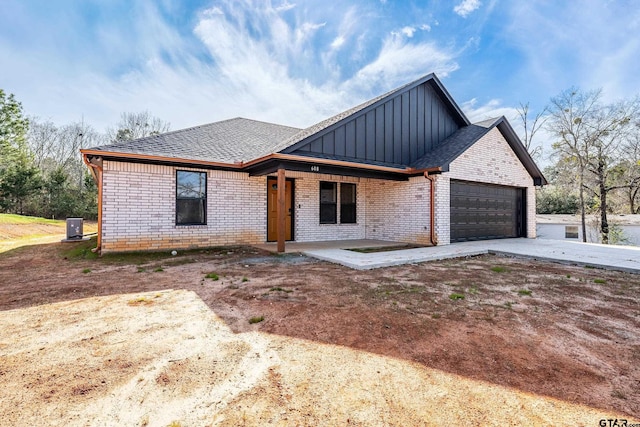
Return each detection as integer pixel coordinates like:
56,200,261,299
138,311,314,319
81,73,546,253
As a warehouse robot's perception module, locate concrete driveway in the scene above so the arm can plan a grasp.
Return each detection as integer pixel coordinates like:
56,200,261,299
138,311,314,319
302,238,640,272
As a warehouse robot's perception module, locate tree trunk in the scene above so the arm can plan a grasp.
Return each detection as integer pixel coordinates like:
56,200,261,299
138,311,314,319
579,171,587,243
598,160,609,244
631,187,639,214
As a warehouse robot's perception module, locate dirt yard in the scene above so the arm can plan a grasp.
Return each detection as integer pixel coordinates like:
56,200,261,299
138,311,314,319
0,239,638,426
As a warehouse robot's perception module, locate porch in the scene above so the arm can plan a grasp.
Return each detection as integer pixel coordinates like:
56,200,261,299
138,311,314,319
253,239,416,253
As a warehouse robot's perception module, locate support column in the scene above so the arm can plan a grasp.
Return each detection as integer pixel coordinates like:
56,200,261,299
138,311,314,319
277,168,286,253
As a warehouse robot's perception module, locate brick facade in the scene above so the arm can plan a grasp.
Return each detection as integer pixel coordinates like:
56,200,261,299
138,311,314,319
100,127,535,252
101,162,266,252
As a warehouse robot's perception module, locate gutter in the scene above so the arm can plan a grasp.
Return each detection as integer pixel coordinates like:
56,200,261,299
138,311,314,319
82,154,103,253
423,167,442,246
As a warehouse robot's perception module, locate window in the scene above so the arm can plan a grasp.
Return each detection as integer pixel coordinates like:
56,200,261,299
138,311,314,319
176,170,206,225
319,181,337,224
319,181,357,224
340,183,357,223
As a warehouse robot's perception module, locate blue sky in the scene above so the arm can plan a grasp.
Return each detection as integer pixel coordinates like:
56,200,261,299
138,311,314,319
1,0,639,159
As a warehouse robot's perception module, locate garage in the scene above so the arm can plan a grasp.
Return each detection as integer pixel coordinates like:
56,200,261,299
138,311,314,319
450,180,526,242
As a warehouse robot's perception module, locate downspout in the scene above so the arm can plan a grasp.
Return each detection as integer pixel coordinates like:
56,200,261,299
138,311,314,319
423,168,441,246
82,154,103,253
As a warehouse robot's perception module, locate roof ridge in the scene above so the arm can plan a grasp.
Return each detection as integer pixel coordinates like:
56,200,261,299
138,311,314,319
473,116,503,128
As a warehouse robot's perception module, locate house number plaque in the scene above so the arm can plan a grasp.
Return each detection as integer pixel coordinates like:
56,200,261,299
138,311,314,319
310,166,320,172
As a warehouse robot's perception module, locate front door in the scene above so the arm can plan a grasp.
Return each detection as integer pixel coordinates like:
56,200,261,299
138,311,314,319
267,178,294,241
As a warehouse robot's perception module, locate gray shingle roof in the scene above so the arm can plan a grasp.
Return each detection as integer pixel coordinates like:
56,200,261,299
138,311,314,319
89,117,301,164
410,124,491,171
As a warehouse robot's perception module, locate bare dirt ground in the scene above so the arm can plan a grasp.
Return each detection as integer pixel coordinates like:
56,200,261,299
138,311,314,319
0,239,639,426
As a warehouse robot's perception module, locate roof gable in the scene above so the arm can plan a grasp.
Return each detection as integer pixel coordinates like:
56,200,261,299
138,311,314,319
411,116,547,185
278,74,470,167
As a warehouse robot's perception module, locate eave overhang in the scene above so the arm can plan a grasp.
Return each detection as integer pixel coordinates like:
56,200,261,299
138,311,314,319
80,149,442,182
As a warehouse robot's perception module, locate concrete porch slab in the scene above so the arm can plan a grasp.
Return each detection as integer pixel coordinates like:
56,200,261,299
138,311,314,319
252,239,416,254
301,238,640,273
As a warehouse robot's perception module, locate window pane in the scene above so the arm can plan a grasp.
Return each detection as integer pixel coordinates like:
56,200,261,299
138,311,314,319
320,181,336,203
340,183,356,204
177,171,206,198
340,204,356,223
319,181,337,224
176,199,206,224
340,183,356,223
320,204,337,224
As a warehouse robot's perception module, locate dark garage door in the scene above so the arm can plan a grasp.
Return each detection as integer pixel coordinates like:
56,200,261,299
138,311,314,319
450,180,526,242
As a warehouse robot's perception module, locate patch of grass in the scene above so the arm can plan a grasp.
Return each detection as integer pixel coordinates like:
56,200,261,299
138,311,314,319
490,266,508,273
249,316,264,324
504,301,513,309
137,267,146,273
566,274,571,278
62,239,100,260
270,287,292,293
431,313,441,319
517,289,532,296
594,278,607,284
449,293,465,300
467,286,479,295
584,265,596,269
242,276,249,282
205,272,219,280
82,268,91,274
153,267,164,272
0,213,62,225
167,421,182,427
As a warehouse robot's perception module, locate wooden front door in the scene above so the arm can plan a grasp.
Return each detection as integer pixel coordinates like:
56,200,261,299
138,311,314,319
267,178,293,241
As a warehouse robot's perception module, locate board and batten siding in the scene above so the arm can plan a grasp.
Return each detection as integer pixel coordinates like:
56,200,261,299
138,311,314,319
293,83,460,165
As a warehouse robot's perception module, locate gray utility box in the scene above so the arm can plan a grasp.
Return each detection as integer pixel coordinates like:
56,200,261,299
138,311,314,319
66,218,84,240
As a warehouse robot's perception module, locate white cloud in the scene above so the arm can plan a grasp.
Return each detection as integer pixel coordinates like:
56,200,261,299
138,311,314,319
420,24,431,31
349,35,459,95
401,26,416,37
0,1,464,135
330,35,346,49
454,0,482,18
275,1,296,12
461,98,510,121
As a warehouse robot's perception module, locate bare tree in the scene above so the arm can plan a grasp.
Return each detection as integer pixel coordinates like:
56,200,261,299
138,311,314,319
584,98,639,243
547,88,601,242
547,88,640,244
617,121,640,213
28,118,104,186
516,102,548,160
106,111,170,143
